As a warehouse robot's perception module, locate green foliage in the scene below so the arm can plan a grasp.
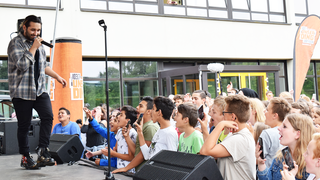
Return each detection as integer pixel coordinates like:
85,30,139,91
301,77,314,99
83,81,120,109
0,61,8,79
0,61,9,94
99,67,120,79
230,62,258,65
123,61,157,78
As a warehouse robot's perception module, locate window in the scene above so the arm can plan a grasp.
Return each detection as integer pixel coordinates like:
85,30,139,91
0,60,9,95
83,60,121,109
0,0,61,9
83,59,158,108
295,0,320,24
80,0,287,23
300,62,320,100
260,61,287,97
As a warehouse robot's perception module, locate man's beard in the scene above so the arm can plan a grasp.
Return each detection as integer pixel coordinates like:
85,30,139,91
24,30,36,41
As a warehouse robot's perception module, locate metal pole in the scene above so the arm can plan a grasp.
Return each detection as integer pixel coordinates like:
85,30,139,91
99,20,114,180
47,0,61,93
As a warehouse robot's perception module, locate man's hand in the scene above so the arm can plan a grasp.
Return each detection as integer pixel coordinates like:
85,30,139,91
101,147,114,157
134,116,143,134
227,81,233,91
86,150,94,159
95,158,101,166
255,141,267,171
219,121,238,133
56,76,67,88
112,167,127,174
122,125,132,137
32,36,43,50
197,112,208,131
281,161,298,180
83,107,93,120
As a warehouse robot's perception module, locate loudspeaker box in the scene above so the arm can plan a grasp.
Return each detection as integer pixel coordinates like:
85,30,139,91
49,134,84,164
133,150,223,180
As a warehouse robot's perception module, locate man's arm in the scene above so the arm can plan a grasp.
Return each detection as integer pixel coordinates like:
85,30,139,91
112,152,144,173
8,40,35,72
197,113,209,141
88,117,110,139
112,141,152,173
45,66,67,87
86,150,103,159
101,147,134,161
200,121,236,158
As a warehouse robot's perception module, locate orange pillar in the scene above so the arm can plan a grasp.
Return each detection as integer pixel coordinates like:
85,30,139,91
50,38,83,130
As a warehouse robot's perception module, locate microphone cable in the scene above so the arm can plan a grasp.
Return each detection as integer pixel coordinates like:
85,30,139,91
10,32,18,40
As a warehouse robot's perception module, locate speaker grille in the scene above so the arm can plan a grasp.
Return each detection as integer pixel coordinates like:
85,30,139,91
151,150,206,169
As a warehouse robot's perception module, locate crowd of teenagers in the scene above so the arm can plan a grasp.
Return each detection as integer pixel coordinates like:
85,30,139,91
52,86,320,180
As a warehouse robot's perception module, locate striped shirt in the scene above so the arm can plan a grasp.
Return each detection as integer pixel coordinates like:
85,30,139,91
7,33,49,100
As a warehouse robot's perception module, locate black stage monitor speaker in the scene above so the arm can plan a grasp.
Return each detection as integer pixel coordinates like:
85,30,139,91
49,134,84,164
0,120,40,154
133,150,223,180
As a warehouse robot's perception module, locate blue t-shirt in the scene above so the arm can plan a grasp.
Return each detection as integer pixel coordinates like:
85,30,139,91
52,121,81,138
89,117,117,168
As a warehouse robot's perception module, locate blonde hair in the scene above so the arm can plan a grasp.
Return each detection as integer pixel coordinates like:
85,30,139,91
213,95,226,114
276,114,315,179
300,94,311,102
250,98,266,123
253,122,270,144
312,133,320,159
280,91,294,104
280,91,293,98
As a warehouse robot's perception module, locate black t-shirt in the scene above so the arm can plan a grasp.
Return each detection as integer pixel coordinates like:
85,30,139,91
81,121,106,147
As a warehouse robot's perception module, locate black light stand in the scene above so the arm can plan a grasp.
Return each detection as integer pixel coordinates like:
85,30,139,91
98,19,115,180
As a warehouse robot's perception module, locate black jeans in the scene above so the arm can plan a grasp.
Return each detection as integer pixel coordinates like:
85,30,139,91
12,93,53,155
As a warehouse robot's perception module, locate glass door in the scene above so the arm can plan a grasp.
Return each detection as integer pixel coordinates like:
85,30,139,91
218,72,268,100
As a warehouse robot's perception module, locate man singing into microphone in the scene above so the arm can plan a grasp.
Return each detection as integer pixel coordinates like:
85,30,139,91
7,15,67,169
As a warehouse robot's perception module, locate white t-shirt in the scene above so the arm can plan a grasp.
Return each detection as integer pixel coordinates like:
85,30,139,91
307,174,320,180
140,126,178,160
115,128,137,172
218,128,256,180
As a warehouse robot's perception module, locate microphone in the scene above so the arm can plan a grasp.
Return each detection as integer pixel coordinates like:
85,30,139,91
41,41,53,48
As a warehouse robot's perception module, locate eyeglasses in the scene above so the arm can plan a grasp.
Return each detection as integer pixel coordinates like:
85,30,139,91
222,111,233,116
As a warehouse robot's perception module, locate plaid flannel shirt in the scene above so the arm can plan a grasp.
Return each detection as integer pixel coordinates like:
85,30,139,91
7,33,49,100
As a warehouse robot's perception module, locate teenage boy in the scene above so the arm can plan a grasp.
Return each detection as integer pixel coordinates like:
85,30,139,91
83,107,118,168
171,94,184,130
85,106,137,172
258,97,291,168
192,90,210,132
173,94,184,107
266,91,274,101
175,103,203,154
200,95,256,180
207,96,228,142
138,96,178,160
112,97,160,173
101,106,137,173
52,107,81,137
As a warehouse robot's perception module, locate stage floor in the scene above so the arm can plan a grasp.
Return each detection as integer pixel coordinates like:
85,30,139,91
0,153,133,180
